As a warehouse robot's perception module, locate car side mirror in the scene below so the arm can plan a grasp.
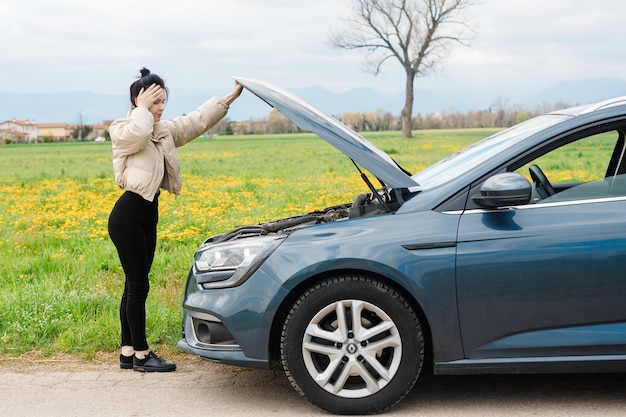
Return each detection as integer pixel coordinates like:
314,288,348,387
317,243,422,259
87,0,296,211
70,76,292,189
472,173,531,208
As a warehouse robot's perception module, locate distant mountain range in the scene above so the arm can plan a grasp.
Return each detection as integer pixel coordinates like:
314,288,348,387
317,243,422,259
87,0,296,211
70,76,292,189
2,78,626,125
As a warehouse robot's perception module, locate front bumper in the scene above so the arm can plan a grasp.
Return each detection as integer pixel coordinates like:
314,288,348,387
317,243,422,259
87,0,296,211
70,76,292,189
177,310,268,369
178,267,288,370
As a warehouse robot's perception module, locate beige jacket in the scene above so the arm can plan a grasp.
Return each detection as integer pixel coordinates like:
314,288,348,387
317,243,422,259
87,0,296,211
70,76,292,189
109,97,229,202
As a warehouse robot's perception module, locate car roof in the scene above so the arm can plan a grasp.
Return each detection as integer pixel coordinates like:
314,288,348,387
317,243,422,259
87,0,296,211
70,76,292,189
550,96,626,116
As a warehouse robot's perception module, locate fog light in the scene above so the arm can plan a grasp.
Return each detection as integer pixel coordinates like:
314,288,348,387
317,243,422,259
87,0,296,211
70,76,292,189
192,318,237,346
196,322,212,344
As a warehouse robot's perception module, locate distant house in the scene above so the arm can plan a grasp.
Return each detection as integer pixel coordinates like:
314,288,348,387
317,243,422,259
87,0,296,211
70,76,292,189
1,119,112,144
89,123,107,140
63,122,110,141
0,119,37,143
37,123,71,142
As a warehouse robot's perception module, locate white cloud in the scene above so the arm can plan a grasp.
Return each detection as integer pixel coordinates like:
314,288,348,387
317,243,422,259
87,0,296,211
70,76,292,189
1,0,625,97
436,0,626,91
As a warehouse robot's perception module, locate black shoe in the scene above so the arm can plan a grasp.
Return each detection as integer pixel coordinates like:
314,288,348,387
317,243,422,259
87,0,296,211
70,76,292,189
133,351,176,373
120,353,134,370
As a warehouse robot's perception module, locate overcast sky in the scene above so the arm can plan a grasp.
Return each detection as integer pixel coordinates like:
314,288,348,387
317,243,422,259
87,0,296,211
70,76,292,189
2,0,625,98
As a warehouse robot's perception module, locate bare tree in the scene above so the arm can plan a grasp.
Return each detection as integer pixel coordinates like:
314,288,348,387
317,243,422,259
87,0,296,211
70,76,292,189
331,0,477,138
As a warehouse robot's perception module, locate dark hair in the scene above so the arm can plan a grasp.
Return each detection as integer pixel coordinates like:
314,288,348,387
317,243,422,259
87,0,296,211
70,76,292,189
129,67,168,107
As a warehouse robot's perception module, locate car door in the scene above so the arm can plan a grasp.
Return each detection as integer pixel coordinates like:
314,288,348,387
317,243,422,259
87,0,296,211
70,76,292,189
455,129,626,361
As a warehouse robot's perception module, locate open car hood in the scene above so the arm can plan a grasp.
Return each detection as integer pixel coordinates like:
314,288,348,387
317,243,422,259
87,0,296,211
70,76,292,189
234,77,419,189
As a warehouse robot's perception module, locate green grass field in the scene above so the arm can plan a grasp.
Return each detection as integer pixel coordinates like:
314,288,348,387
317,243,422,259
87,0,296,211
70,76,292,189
0,129,500,358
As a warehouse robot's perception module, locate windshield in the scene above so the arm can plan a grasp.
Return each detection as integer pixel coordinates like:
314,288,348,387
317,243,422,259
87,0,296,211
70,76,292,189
412,114,571,188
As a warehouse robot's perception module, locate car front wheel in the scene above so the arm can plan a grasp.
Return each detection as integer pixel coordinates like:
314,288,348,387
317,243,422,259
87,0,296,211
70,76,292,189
280,275,424,415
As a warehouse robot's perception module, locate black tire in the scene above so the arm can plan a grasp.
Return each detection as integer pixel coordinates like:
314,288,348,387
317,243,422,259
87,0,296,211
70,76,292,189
280,275,424,415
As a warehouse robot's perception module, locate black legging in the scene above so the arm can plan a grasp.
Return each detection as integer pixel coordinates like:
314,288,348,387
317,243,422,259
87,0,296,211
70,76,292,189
108,190,159,351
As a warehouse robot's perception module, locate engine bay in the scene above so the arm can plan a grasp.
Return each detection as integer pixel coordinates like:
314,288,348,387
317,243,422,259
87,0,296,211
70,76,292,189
206,187,405,244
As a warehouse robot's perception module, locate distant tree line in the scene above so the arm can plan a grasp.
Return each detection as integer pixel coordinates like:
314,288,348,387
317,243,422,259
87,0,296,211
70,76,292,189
1,97,577,145
208,98,577,136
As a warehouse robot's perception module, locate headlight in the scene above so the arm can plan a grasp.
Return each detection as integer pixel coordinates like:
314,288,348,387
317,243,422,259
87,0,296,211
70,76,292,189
193,235,286,289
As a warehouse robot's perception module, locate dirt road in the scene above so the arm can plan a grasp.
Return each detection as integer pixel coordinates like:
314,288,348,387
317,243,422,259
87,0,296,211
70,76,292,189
1,352,625,417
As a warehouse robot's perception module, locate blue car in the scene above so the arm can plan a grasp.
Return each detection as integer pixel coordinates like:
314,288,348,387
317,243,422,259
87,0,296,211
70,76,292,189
178,78,626,415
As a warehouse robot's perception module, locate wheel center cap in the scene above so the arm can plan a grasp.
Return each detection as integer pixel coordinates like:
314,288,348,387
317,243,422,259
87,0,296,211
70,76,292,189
346,343,358,354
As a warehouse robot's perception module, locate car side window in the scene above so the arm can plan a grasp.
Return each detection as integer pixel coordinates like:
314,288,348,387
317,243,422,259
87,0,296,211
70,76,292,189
514,130,626,203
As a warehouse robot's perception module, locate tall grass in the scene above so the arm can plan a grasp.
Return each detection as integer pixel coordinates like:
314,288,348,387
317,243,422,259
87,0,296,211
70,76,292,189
0,130,496,357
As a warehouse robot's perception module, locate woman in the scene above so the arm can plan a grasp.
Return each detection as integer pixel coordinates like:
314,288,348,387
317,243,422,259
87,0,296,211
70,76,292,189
108,68,243,372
